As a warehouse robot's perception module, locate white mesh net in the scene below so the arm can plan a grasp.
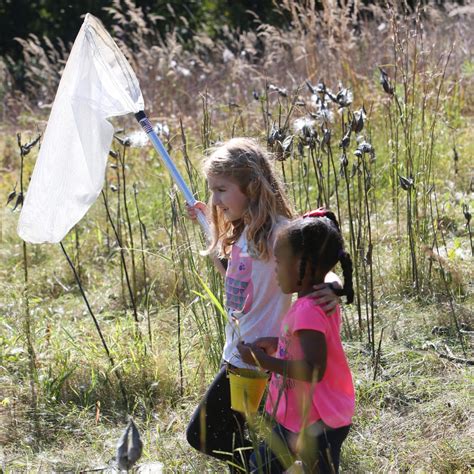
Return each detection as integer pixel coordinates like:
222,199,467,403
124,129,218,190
18,13,144,243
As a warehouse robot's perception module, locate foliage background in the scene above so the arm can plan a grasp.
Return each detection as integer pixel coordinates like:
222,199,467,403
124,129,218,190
0,0,473,472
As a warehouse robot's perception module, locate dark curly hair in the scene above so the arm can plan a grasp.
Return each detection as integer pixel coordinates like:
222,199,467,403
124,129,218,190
283,210,354,304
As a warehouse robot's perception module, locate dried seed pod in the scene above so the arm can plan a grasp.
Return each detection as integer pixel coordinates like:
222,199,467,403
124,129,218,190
252,90,260,101
114,135,131,147
379,67,394,95
268,125,284,146
351,107,366,133
19,135,41,156
339,153,349,177
116,419,143,471
315,81,326,95
321,127,331,147
109,150,118,159
282,135,294,154
357,141,373,154
399,175,414,191
340,130,351,149
463,204,471,225
12,192,23,211
298,140,304,157
335,87,353,108
7,188,16,206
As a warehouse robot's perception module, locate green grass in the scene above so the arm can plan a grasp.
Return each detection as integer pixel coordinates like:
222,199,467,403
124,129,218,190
1,6,474,470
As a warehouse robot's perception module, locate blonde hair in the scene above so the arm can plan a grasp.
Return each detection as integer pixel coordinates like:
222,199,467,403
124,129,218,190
203,137,294,260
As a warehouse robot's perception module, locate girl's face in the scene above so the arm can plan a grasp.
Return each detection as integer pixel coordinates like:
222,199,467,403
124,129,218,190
208,174,249,222
273,233,301,294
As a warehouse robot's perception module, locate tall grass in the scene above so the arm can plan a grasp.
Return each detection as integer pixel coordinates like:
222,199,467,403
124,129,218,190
1,1,473,470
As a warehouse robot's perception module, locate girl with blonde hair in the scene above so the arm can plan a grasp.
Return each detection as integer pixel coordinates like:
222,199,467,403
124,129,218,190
186,138,339,472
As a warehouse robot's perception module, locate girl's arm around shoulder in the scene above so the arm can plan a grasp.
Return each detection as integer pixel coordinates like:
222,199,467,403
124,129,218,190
307,271,342,315
237,330,327,383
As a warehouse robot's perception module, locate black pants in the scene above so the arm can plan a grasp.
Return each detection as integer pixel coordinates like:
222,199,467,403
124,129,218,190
249,422,351,473
186,364,252,471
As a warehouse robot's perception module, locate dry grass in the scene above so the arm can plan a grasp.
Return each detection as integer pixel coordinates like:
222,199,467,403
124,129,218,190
0,1,473,472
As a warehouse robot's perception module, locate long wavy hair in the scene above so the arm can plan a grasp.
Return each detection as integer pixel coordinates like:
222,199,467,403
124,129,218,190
203,137,294,260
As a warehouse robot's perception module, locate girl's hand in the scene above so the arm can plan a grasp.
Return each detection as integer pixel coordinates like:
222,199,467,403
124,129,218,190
253,337,279,355
308,283,341,315
237,341,265,366
185,201,208,222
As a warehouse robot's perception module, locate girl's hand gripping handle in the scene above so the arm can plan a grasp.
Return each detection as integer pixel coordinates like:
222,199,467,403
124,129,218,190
135,110,211,239
186,201,208,224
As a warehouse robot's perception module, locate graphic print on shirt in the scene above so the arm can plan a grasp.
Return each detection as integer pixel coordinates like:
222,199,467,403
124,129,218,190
270,323,295,390
225,240,254,317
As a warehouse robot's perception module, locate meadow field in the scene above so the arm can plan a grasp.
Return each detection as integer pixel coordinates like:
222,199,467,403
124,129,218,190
0,1,473,472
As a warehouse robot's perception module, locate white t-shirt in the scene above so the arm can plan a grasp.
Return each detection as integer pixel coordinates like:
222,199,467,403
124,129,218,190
222,220,292,368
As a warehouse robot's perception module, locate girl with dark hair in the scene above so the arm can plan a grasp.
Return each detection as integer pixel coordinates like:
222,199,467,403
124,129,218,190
238,209,355,473
185,141,341,472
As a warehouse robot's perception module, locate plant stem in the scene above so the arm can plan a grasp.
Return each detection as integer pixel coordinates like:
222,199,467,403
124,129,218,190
60,242,129,408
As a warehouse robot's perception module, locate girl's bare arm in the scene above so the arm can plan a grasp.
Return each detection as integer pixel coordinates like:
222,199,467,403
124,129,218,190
186,201,226,277
237,330,326,383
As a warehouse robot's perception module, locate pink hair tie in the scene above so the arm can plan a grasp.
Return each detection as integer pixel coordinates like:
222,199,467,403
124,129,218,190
302,208,327,218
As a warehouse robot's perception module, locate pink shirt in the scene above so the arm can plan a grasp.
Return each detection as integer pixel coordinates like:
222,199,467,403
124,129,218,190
265,296,355,432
